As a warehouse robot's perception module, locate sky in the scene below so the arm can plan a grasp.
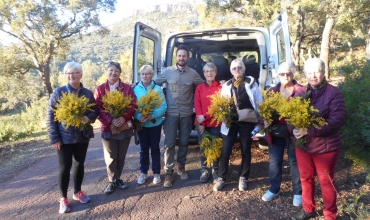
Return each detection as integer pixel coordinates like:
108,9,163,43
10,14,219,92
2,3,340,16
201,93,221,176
0,0,194,44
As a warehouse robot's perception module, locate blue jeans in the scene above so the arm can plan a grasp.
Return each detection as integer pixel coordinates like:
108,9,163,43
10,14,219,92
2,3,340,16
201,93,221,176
137,124,162,174
163,115,192,173
197,127,221,169
219,122,255,180
268,136,302,195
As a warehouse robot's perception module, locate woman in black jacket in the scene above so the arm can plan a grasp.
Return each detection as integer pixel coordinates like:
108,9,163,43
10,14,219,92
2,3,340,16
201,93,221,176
46,62,98,214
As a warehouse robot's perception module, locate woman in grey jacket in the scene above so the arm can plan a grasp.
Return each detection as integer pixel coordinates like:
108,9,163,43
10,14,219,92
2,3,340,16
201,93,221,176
46,62,98,214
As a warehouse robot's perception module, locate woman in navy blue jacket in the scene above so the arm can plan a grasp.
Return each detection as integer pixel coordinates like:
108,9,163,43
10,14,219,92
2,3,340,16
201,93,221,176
46,62,98,214
134,65,167,185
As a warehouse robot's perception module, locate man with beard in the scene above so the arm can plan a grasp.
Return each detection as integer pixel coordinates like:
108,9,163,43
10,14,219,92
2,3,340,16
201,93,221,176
155,44,204,187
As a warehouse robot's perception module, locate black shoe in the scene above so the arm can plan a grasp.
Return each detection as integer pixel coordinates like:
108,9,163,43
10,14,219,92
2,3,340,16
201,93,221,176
104,182,116,194
291,209,316,220
115,179,129,190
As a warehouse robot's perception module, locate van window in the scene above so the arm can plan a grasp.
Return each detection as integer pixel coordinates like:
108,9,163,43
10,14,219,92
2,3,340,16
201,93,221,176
137,36,155,73
276,29,287,64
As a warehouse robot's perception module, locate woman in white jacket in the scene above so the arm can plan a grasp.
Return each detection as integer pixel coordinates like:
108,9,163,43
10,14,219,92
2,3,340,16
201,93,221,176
213,59,263,192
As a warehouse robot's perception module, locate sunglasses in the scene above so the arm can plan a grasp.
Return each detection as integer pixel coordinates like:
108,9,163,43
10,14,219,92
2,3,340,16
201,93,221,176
231,66,243,71
278,72,293,77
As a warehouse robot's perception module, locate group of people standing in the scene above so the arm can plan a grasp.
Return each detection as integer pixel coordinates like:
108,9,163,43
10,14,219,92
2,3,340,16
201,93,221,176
47,44,345,220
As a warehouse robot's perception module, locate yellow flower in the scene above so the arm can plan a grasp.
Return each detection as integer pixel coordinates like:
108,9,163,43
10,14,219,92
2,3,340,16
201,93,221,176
278,97,327,130
207,91,235,127
102,90,133,118
137,88,164,117
258,90,287,123
53,92,95,130
199,130,223,167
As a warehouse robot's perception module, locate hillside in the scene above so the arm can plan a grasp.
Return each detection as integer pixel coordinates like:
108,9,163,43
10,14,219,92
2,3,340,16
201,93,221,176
66,3,199,66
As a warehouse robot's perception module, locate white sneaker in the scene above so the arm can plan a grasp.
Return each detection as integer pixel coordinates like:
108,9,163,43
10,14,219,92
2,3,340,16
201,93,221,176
293,195,302,207
137,173,148,184
153,174,161,184
261,190,278,202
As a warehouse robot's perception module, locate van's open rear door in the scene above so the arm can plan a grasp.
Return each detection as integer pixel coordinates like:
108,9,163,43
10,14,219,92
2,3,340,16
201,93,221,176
133,22,162,83
269,12,291,85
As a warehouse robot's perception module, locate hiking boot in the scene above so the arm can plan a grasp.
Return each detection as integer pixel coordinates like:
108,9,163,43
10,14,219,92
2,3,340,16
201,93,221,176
115,179,129,189
293,195,303,207
59,198,70,214
177,166,189,180
212,168,219,183
153,174,161,184
199,168,209,183
213,177,225,191
262,190,278,202
291,209,316,220
163,171,174,187
104,181,116,194
238,177,248,191
137,173,148,185
73,191,90,204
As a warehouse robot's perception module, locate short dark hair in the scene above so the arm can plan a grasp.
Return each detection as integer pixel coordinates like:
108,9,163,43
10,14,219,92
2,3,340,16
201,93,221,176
106,61,122,73
176,44,190,57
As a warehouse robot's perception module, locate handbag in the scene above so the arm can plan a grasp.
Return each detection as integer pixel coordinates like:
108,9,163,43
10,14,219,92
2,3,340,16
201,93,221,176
82,124,94,138
232,89,258,123
271,123,289,138
110,120,133,133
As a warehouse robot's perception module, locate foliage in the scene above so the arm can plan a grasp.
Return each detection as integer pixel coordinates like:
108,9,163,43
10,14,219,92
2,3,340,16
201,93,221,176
207,92,235,128
137,89,164,117
0,0,117,97
199,130,223,167
338,64,370,170
81,60,104,91
101,90,133,118
0,73,44,113
53,92,96,130
0,97,48,143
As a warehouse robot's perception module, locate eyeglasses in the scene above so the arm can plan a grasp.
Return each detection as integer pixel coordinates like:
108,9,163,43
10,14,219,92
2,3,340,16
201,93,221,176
141,73,152,76
278,72,293,77
204,70,216,74
231,66,243,71
67,72,80,76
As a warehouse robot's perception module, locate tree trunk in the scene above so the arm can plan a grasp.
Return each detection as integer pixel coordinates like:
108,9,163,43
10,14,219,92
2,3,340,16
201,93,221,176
39,64,53,98
366,19,370,63
320,17,334,80
292,7,305,75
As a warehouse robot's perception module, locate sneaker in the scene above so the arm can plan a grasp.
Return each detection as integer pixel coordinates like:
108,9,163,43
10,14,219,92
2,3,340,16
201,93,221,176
238,177,248,191
104,182,116,194
163,171,174,188
177,166,189,180
199,168,209,183
212,169,219,183
213,177,225,191
291,208,316,220
59,198,70,214
293,195,303,207
115,179,129,189
137,173,148,184
262,190,278,202
153,174,161,184
73,191,90,204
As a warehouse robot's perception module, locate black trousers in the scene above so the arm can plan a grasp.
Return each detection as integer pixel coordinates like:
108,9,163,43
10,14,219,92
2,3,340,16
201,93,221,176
56,142,89,198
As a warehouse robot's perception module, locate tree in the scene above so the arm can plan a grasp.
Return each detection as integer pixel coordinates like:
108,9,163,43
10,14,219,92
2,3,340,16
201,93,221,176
0,0,116,97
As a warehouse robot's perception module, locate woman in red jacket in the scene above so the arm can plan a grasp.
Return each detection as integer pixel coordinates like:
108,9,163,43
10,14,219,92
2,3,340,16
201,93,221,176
291,58,345,220
194,62,222,183
94,62,137,195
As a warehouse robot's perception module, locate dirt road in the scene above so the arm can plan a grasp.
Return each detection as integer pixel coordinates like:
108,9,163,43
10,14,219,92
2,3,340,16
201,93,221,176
1,131,361,220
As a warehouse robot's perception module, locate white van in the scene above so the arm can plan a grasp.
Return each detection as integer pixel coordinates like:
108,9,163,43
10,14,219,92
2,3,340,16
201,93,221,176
132,12,291,146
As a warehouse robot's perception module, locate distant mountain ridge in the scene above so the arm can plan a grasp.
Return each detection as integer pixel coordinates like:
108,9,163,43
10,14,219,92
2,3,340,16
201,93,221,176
66,2,199,66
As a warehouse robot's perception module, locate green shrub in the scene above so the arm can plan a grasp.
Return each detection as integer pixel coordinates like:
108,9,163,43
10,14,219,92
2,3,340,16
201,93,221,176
338,63,370,174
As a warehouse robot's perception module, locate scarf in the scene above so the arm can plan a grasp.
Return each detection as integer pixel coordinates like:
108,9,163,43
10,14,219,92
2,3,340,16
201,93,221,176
233,77,244,88
301,77,328,101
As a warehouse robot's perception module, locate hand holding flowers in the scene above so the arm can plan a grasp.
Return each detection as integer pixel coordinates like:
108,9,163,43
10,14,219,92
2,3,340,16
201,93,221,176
207,91,235,128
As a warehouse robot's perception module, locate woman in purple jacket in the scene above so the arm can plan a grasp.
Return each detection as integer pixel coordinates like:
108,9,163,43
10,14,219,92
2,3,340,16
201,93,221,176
291,58,345,220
